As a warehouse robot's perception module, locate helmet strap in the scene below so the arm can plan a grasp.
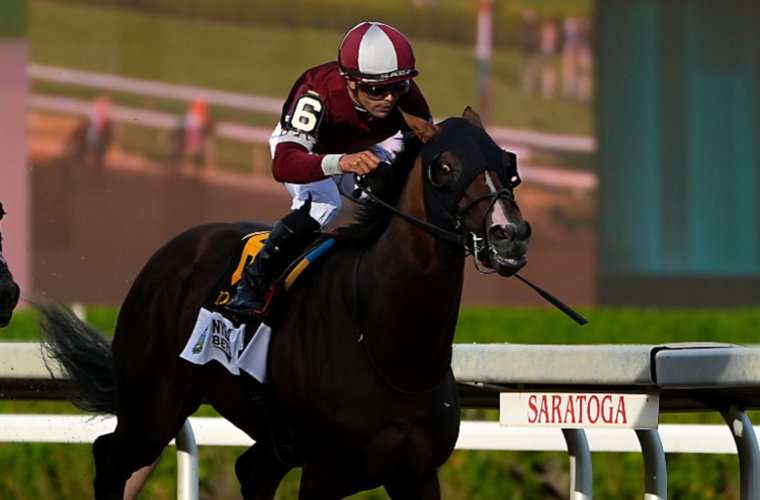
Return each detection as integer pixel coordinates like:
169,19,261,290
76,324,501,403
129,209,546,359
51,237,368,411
345,80,368,112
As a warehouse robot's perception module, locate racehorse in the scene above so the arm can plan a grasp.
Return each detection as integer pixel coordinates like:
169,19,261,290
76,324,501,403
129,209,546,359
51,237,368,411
0,203,20,327
40,108,531,499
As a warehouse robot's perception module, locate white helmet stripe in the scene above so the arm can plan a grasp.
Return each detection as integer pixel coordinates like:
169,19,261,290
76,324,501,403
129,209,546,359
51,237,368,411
357,24,398,76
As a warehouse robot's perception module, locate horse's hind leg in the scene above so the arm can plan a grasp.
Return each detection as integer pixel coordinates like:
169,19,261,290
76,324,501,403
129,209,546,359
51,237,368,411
93,433,121,499
93,425,172,500
235,443,292,500
93,383,201,499
123,459,160,500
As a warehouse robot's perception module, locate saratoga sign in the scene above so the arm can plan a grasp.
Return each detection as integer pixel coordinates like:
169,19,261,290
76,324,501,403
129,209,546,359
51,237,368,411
500,392,659,429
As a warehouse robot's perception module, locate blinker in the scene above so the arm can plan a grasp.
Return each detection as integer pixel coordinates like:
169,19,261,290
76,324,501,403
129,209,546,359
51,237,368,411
420,118,520,231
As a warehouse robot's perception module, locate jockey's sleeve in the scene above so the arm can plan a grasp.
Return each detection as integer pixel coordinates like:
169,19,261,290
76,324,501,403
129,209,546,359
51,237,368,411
270,87,343,183
272,141,342,184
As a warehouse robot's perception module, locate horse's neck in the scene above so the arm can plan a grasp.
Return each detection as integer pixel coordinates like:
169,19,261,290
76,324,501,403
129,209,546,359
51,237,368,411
360,159,464,390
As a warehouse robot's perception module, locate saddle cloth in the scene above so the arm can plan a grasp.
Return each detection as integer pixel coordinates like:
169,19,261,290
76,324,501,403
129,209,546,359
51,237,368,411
180,231,336,383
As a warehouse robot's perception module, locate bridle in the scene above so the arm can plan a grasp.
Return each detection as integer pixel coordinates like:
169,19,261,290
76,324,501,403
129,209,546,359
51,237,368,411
340,163,588,325
454,187,518,272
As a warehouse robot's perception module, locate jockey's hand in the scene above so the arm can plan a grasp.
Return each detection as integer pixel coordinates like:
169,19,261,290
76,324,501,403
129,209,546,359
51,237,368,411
339,150,381,175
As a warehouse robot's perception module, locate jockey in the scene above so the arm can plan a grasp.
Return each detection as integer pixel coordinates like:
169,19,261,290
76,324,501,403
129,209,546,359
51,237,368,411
226,21,431,317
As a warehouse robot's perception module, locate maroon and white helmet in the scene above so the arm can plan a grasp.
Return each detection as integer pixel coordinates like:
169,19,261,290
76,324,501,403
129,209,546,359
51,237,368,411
338,22,418,84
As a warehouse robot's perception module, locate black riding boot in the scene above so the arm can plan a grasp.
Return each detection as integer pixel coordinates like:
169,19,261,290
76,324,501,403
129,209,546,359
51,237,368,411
226,202,319,317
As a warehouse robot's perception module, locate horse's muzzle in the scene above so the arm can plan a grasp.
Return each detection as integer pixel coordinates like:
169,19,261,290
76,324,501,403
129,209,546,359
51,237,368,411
486,221,531,276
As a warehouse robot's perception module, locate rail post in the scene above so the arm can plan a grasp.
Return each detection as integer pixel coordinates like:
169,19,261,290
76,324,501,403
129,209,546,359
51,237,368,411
562,428,592,499
635,429,667,500
175,420,199,500
722,406,760,500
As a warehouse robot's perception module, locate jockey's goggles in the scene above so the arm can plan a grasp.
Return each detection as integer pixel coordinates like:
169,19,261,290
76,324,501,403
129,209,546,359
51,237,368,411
359,79,410,99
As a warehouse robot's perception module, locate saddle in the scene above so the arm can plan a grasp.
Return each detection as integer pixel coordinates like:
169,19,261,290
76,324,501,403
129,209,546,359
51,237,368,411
208,231,336,321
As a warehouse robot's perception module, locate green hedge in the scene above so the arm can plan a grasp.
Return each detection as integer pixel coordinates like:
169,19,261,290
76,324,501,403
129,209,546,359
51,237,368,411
7,306,759,344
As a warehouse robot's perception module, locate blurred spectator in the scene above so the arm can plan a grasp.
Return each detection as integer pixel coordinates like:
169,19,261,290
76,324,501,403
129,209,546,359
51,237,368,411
576,17,594,101
64,94,113,168
171,98,212,169
561,17,581,99
519,9,540,94
539,17,560,98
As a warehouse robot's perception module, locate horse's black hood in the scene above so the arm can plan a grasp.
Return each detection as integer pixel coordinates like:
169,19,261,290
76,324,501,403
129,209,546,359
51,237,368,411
420,118,519,230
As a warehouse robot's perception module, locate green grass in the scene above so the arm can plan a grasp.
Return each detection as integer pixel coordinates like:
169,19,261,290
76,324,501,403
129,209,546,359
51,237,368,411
29,0,593,135
42,0,593,50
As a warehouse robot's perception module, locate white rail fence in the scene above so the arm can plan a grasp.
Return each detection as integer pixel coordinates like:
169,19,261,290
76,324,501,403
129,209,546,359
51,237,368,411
28,64,600,191
27,93,597,191
3,342,760,499
28,64,597,153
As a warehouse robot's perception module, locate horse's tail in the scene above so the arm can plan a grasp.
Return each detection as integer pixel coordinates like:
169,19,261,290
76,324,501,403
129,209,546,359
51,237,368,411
38,304,116,414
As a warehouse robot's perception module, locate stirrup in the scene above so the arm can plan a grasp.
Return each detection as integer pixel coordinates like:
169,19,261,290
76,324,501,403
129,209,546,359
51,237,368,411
226,286,274,318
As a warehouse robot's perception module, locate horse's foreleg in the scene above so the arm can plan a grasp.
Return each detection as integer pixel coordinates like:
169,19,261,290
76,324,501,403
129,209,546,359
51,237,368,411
235,443,292,500
384,470,441,500
298,460,368,500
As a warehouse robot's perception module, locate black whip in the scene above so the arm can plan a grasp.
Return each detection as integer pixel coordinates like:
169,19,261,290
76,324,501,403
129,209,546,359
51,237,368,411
515,273,588,325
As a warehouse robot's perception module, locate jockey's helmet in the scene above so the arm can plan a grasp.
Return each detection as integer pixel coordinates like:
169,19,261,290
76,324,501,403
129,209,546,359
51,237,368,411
338,22,418,84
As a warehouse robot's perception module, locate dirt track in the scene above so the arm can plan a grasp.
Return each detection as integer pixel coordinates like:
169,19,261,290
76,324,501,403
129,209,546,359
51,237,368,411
30,116,596,309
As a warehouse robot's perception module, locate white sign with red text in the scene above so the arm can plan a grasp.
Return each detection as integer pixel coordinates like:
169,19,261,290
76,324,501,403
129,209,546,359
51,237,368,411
500,392,659,429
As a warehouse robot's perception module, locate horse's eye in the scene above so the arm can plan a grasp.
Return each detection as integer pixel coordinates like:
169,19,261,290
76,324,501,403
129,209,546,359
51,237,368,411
428,160,453,188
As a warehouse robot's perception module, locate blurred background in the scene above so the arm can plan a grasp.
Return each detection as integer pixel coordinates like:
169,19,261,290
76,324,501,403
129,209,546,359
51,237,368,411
2,0,599,309
0,0,759,498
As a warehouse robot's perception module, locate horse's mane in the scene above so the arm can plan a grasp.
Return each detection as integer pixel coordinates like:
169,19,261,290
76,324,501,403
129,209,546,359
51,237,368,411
333,137,422,246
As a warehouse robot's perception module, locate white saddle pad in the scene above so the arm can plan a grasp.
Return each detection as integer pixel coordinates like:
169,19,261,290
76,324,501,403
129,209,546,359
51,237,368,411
180,307,272,383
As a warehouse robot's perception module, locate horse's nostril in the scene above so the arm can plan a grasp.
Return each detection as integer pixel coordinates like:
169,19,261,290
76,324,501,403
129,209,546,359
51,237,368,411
489,225,512,241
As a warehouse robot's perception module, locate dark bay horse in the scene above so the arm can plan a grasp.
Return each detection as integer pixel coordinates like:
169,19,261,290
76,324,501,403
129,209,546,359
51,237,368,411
40,108,531,499
0,203,20,327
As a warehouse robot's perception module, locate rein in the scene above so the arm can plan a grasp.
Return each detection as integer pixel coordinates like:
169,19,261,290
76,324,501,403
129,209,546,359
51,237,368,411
340,175,466,247
339,170,511,257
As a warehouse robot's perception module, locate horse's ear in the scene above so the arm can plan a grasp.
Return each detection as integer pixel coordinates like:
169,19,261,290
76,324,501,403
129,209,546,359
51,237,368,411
462,106,484,129
400,109,440,144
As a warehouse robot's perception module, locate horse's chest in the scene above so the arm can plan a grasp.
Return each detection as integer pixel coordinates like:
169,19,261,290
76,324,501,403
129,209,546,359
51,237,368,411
351,390,460,474
313,374,460,458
